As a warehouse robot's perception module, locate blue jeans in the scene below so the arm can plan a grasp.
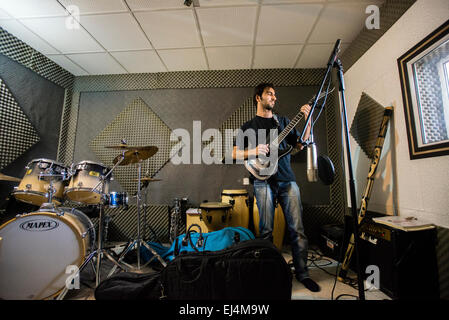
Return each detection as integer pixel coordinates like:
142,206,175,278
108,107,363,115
253,180,309,280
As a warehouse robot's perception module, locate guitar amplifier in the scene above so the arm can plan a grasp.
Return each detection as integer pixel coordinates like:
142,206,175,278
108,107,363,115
358,220,439,299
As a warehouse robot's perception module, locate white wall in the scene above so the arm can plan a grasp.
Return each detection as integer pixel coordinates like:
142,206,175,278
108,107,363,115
343,0,449,228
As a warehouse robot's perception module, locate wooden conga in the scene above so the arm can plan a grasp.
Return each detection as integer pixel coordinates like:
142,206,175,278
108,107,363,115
186,208,209,233
253,197,286,250
199,202,232,231
221,189,249,229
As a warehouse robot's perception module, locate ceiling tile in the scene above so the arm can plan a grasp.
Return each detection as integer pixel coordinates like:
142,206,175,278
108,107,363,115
206,46,252,70
126,0,187,11
308,3,368,44
58,0,128,14
110,50,167,73
0,0,67,18
0,19,60,54
197,6,257,46
79,13,151,51
135,10,200,49
0,8,12,19
253,44,302,69
46,54,89,75
158,48,207,71
19,16,103,53
20,17,104,53
262,0,325,3
66,52,127,74
256,4,323,45
199,0,259,6
295,43,348,68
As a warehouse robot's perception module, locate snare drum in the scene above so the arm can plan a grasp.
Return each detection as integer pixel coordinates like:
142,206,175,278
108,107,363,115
199,202,232,231
0,207,95,300
107,192,128,208
221,189,249,229
13,158,68,206
65,160,111,205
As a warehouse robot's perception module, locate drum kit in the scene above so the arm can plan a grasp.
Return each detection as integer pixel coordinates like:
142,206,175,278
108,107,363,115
0,141,165,300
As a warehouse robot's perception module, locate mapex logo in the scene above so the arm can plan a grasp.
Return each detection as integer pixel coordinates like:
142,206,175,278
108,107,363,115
20,219,59,231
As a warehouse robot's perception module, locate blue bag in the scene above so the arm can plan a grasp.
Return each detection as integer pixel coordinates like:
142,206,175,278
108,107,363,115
164,224,255,261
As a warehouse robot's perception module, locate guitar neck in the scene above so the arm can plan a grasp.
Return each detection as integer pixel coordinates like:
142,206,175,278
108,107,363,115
271,111,304,147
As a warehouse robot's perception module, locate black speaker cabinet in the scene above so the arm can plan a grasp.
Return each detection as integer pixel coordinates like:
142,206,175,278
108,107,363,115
357,220,439,299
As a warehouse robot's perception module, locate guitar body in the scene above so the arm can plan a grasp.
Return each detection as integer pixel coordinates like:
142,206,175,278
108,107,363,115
244,146,293,180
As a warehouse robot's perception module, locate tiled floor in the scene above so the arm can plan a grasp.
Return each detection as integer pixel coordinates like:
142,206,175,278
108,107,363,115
62,243,390,301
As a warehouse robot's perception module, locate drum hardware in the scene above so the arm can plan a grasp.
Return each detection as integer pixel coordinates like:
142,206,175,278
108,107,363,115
107,147,166,276
170,197,188,243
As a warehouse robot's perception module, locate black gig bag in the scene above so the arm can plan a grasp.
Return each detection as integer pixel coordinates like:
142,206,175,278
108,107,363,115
94,271,164,300
160,239,292,300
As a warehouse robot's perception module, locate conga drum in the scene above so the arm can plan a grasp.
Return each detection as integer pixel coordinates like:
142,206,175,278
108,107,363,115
221,189,249,228
199,202,232,232
253,197,286,250
186,208,210,233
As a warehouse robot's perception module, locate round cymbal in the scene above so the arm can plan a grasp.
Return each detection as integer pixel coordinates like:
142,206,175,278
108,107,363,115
113,147,158,165
0,173,21,182
105,144,158,151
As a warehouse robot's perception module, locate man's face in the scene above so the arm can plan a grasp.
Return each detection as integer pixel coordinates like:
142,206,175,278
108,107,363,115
258,87,276,111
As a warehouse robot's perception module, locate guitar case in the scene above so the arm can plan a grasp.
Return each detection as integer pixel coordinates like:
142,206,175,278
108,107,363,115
160,238,292,300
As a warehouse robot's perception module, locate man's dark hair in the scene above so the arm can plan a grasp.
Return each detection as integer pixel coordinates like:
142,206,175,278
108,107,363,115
253,82,274,107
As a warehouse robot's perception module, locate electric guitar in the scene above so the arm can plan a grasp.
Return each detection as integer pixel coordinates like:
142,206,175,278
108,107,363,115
244,88,333,180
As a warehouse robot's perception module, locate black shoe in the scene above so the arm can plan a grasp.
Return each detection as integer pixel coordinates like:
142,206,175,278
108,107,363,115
298,277,321,292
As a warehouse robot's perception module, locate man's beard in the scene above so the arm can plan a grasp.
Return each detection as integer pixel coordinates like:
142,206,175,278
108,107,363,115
262,102,274,111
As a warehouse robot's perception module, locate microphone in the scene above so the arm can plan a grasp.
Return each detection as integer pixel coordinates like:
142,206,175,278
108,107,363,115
306,142,318,182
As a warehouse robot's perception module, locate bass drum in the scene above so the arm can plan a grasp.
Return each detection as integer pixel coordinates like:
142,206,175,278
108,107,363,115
252,197,285,250
221,189,249,229
0,207,95,300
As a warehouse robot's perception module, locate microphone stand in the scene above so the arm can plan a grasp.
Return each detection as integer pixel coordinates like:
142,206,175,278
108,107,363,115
334,57,365,300
299,39,365,300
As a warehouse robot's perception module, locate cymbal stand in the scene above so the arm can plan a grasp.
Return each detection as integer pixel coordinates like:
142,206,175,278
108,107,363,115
108,159,166,276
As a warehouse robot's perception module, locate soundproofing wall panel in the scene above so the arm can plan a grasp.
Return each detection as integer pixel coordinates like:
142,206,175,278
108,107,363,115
0,77,40,170
89,97,180,196
350,92,387,159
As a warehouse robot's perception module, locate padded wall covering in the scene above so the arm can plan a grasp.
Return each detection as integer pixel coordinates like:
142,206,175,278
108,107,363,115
0,54,66,207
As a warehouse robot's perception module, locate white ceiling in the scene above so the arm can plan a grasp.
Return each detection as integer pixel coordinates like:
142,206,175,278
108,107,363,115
0,0,384,76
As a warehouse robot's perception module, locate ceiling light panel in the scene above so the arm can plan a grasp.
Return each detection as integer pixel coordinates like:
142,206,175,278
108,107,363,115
253,44,303,69
19,17,103,53
197,6,257,47
0,0,67,18
206,46,252,70
110,50,167,73
135,10,201,49
256,4,323,45
58,0,128,14
66,52,127,75
158,48,207,71
308,3,368,44
79,13,151,51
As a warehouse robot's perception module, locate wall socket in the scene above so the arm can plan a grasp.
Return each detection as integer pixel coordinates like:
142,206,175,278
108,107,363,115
243,177,249,185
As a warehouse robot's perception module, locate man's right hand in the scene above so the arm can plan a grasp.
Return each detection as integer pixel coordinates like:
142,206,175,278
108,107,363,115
254,144,269,156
